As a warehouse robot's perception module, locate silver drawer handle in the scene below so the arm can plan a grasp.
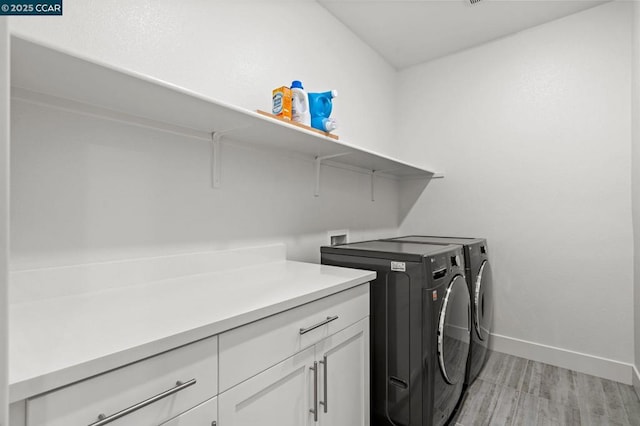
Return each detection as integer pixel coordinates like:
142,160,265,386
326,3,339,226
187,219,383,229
319,355,328,413
299,316,339,335
310,361,318,422
88,378,197,426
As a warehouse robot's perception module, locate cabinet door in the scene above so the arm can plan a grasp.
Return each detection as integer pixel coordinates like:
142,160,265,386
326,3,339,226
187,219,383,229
317,318,370,426
159,396,216,425
218,346,315,426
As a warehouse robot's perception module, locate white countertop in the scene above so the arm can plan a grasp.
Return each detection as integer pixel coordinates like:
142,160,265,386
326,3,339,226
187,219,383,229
9,253,374,402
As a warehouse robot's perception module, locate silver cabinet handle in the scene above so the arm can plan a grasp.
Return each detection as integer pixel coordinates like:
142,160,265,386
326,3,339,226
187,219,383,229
319,355,328,413
299,316,339,335
88,379,197,426
310,362,318,422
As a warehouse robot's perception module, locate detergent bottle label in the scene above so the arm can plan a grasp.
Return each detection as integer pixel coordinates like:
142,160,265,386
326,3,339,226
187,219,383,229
291,89,311,126
272,86,292,120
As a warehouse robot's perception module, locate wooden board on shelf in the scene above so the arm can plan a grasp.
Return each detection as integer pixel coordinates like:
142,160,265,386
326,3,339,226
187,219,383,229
256,110,339,140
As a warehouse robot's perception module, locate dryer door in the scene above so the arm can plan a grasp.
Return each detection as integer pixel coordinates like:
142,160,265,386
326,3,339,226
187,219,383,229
437,274,471,385
474,260,493,341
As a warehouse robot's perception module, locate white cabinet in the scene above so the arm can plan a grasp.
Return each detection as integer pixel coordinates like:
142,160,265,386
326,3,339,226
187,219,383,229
218,346,316,426
26,336,218,426
218,284,370,426
218,284,369,392
219,320,369,426
11,285,370,426
9,402,25,426
317,319,369,426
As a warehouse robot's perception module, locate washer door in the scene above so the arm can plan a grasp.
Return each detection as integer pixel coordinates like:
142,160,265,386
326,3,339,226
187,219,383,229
437,274,471,385
474,260,493,341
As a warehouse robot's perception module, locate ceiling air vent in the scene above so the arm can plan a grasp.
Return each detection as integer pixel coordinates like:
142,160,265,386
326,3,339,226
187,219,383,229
468,0,483,5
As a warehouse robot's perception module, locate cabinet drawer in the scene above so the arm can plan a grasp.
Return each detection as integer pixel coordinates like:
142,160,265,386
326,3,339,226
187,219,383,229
26,336,218,426
219,284,369,391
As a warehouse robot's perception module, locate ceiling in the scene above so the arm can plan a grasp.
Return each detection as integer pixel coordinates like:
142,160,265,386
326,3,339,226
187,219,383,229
317,0,609,69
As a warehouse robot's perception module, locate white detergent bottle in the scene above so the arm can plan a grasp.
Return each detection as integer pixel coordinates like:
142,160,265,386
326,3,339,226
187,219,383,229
290,80,311,126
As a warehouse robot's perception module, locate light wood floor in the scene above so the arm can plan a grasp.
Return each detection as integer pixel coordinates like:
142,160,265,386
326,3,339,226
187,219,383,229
453,351,640,425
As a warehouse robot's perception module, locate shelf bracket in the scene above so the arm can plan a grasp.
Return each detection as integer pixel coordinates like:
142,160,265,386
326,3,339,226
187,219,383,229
211,132,222,189
370,171,377,202
315,153,351,197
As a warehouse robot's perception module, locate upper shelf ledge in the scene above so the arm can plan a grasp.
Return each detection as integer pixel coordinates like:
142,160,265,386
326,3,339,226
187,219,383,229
10,36,440,180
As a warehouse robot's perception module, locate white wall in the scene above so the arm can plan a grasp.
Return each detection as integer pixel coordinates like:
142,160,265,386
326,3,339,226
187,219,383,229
633,1,640,394
10,0,397,158
10,100,400,269
0,16,8,426
398,2,634,379
8,0,401,270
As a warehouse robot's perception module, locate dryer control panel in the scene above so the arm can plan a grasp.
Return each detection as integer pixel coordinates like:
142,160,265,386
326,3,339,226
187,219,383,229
430,255,448,280
430,248,464,280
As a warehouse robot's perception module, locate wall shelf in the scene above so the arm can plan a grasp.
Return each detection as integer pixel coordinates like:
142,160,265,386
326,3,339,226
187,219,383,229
10,36,441,195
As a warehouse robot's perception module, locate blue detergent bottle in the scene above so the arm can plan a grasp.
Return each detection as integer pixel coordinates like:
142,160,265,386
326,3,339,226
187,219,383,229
308,90,338,132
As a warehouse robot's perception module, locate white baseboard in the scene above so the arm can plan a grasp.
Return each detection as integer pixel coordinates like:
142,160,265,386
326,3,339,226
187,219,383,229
490,333,633,385
633,365,640,399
